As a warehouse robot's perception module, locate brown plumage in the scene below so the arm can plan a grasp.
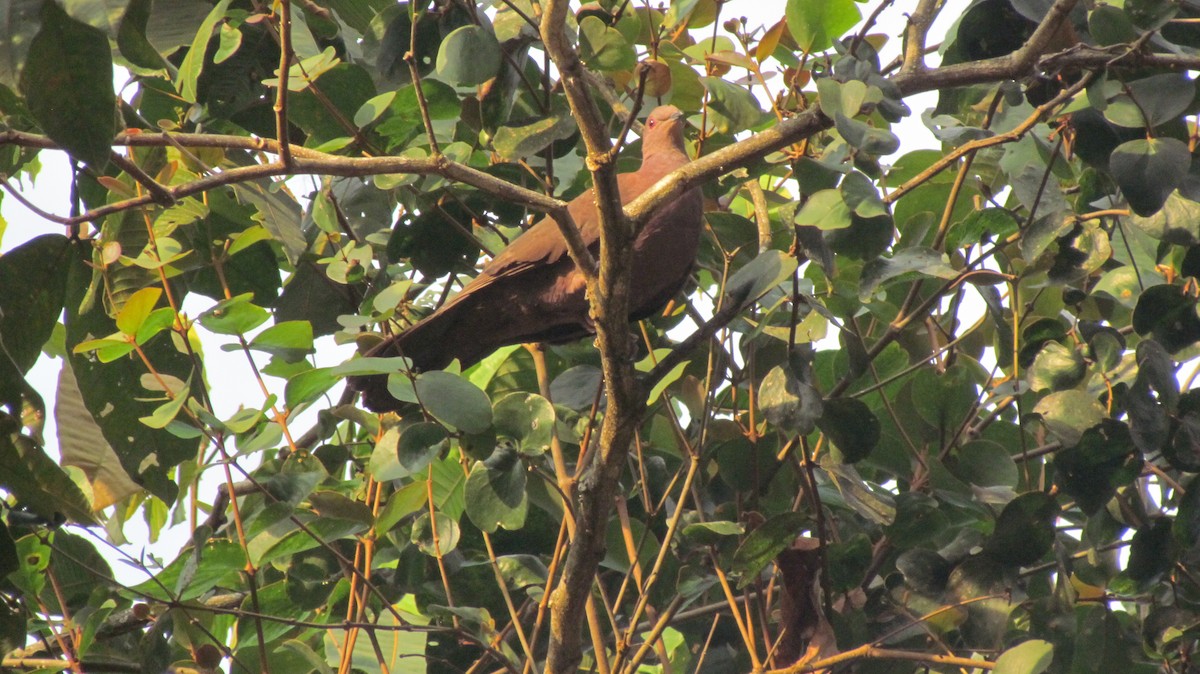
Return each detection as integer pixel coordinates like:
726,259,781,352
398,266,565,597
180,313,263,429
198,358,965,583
353,105,703,411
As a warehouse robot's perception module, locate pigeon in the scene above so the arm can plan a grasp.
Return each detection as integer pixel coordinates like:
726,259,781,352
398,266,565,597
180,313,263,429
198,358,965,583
352,105,703,411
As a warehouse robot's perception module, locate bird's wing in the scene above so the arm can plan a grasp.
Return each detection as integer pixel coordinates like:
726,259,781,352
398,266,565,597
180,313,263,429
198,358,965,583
466,169,651,286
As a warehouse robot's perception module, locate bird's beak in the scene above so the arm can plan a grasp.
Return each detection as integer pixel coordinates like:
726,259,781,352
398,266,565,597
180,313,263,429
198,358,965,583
669,110,685,123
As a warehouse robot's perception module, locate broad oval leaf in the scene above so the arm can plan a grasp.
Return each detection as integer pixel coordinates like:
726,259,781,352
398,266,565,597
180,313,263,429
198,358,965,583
731,511,807,584
19,1,115,167
436,25,502,86
492,392,555,456
758,366,822,435
817,397,879,463
1110,137,1192,217
411,512,460,556
415,371,493,434
464,446,528,533
785,0,861,53
993,640,1054,674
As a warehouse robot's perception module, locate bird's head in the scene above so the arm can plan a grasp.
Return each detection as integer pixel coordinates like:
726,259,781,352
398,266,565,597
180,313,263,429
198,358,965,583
642,105,688,151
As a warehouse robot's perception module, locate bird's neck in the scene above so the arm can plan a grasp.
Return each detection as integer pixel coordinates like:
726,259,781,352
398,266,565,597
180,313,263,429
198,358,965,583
638,144,689,179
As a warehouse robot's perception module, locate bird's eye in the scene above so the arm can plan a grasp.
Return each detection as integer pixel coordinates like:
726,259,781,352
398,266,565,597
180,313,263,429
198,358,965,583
647,118,657,128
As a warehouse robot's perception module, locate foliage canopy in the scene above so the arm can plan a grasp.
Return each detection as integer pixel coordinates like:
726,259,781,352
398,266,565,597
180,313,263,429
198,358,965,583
1,0,1200,673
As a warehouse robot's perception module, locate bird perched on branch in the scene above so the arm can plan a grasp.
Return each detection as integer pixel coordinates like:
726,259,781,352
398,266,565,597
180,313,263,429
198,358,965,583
351,105,703,412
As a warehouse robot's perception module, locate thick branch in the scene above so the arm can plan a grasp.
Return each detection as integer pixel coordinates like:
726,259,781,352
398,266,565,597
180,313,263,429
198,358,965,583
538,3,645,674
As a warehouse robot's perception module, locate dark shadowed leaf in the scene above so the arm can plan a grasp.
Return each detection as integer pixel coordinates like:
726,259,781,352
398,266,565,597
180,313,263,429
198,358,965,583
981,491,1058,566
859,247,957,301
731,511,807,584
758,366,822,435
19,1,115,167
411,512,460,556
896,548,952,595
817,397,879,463
0,234,70,407
1129,192,1200,246
1132,284,1200,353
1054,420,1141,515
465,446,528,533
724,250,798,307
1126,517,1172,584
1110,138,1192,217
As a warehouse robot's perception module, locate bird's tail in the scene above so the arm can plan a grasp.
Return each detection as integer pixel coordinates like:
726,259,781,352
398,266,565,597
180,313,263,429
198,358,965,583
347,306,464,412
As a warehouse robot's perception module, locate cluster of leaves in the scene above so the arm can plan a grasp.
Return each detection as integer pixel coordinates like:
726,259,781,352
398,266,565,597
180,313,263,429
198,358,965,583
1,0,1200,673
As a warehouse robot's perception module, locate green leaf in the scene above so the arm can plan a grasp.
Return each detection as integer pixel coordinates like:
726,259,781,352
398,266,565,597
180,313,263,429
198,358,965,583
1110,138,1192,217
1129,192,1200,246
139,379,190,429
731,511,807,584
859,247,957,301
415,371,493,434
817,397,879,463
0,433,97,525
758,366,822,435
370,422,448,481
131,541,246,601
246,321,314,362
199,293,270,335
700,76,764,131
981,491,1058,567
493,115,577,161
723,250,799,308
285,368,338,410
1132,284,1200,353
1054,421,1141,515
579,16,635,72
682,521,744,546
411,512,460,556
436,25,502,86
836,113,900,156
232,180,307,266
1104,73,1195,128
1032,390,1106,446
955,440,1018,488
113,285,160,335
19,0,115,167
375,79,460,150
794,189,852,230
492,392,554,456
116,0,166,69
840,172,888,218
251,517,367,567
946,208,1020,250
785,0,861,53
994,640,1053,674
175,0,233,103
308,491,374,524
0,234,70,406
1027,341,1086,392
465,446,528,533
0,0,42,87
